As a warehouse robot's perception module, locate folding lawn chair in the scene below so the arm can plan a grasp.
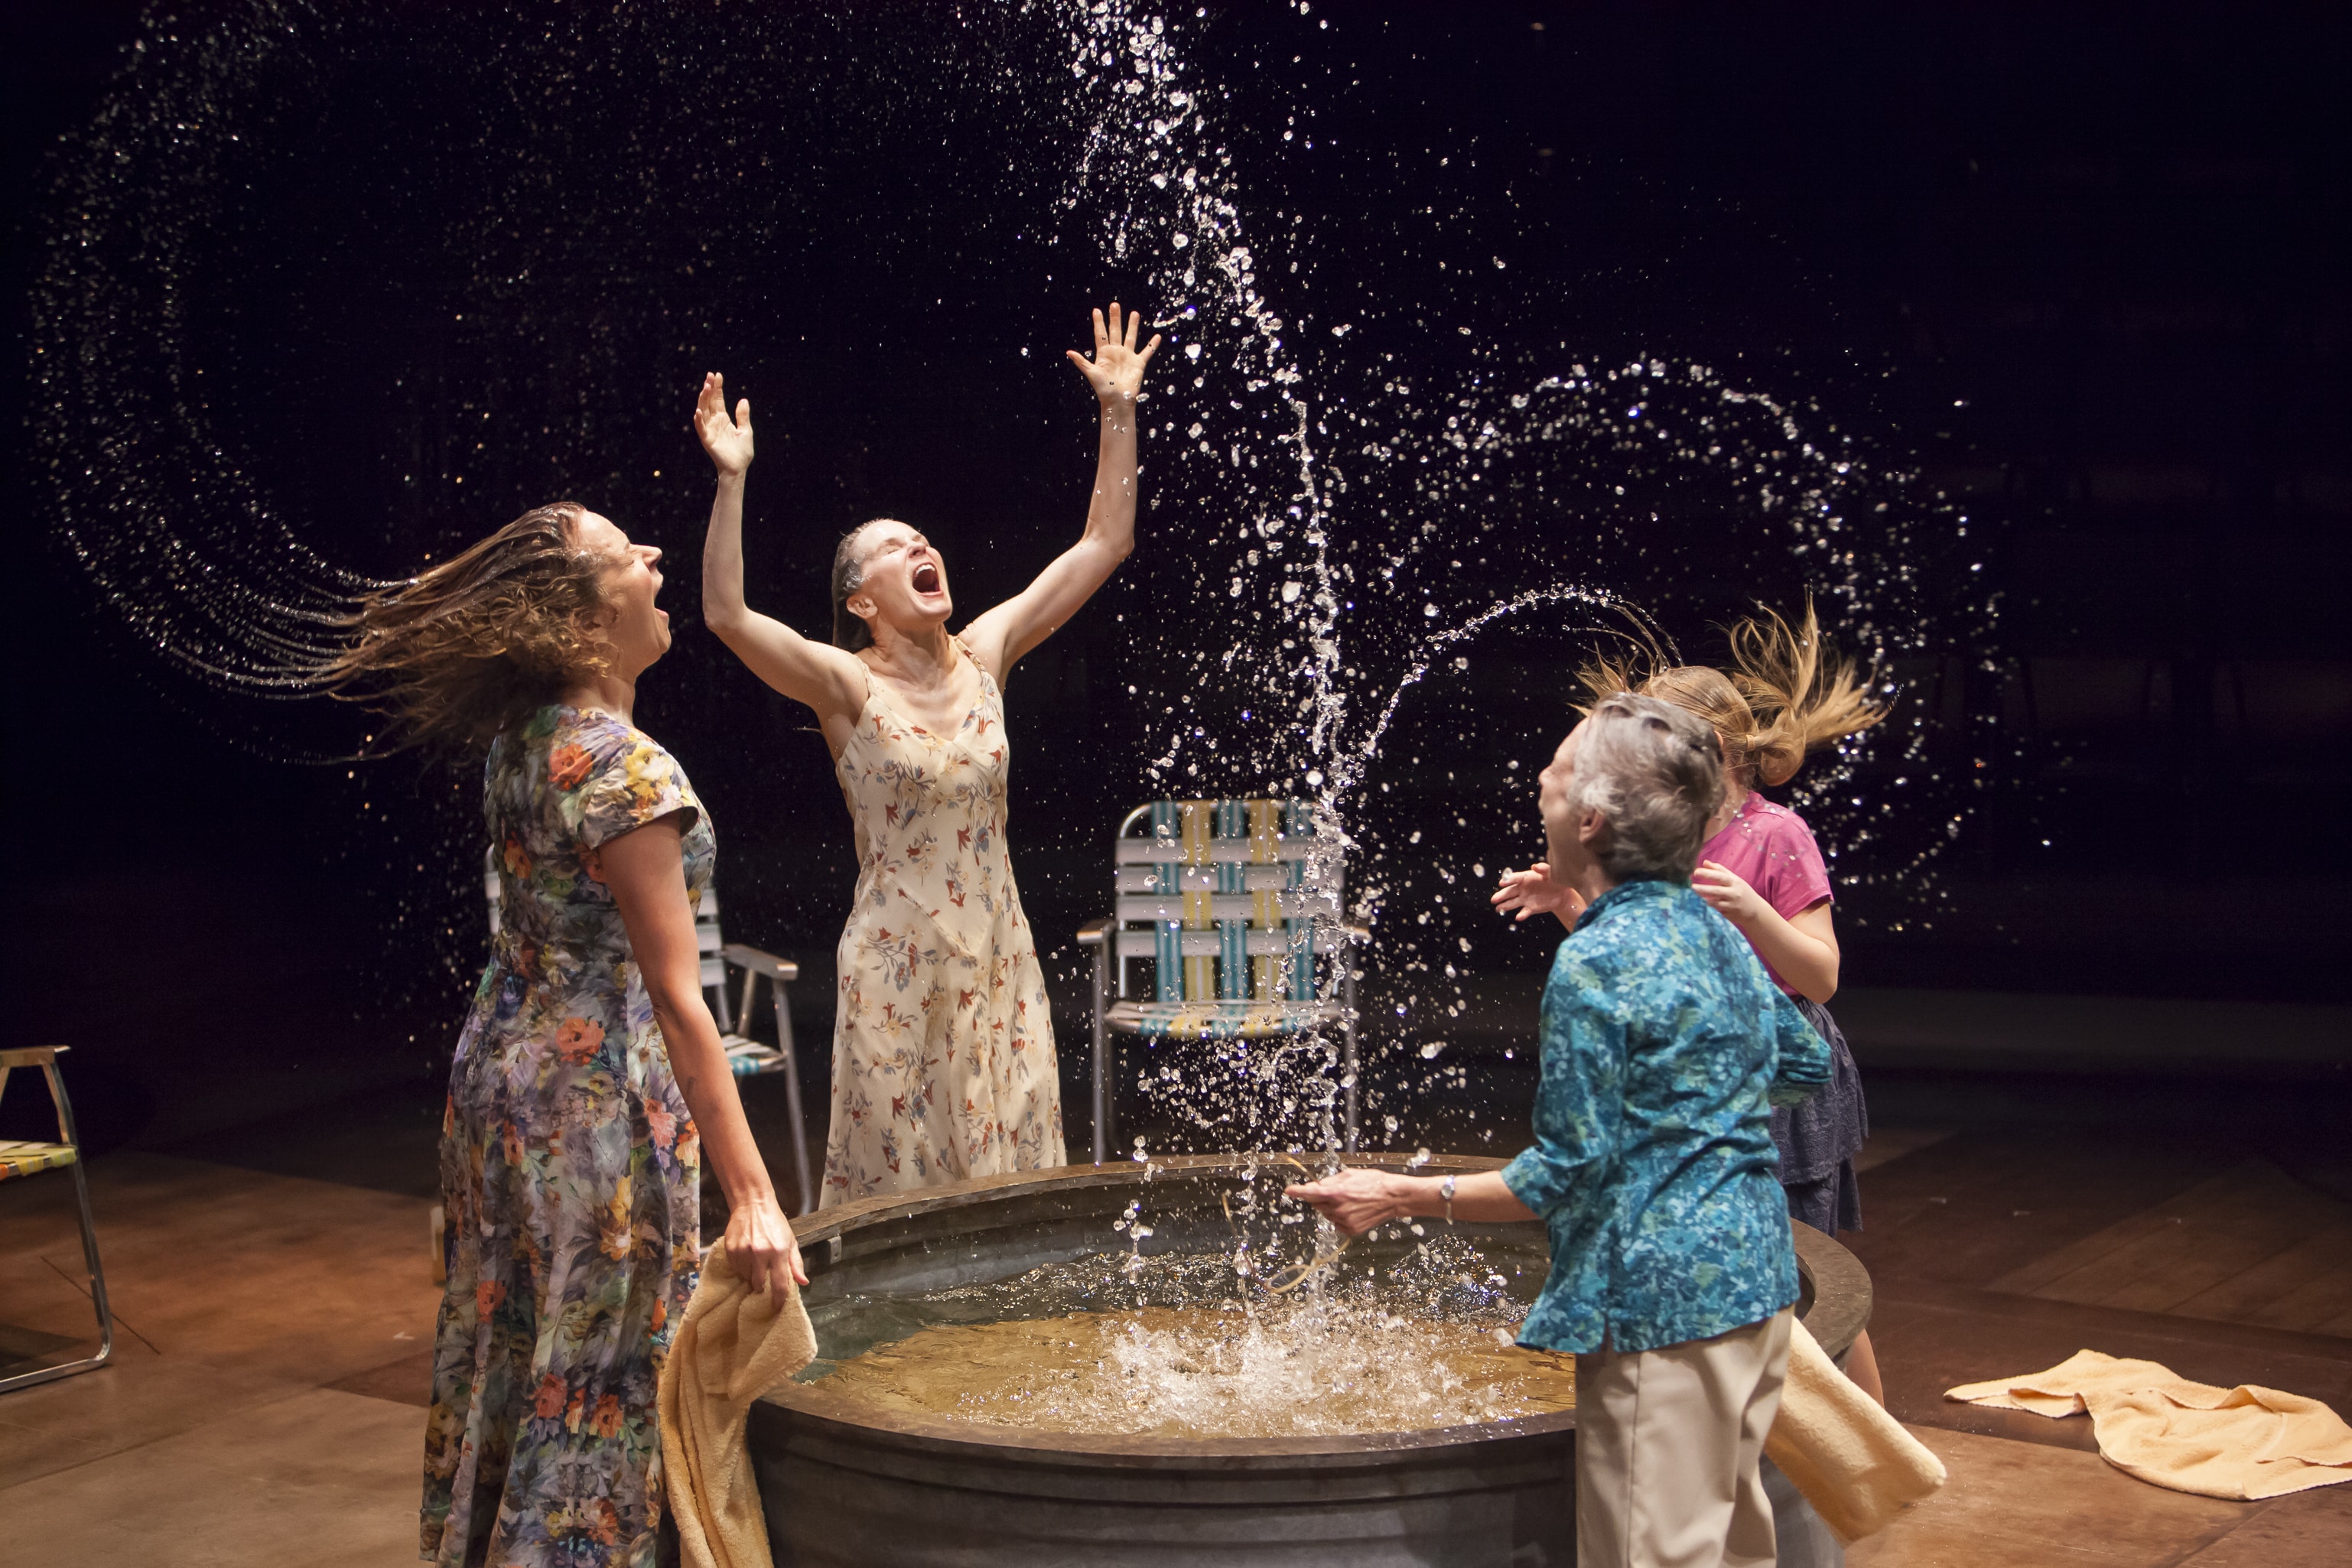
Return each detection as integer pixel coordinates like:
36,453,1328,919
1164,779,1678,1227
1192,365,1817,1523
1075,799,1368,1160
0,1046,114,1394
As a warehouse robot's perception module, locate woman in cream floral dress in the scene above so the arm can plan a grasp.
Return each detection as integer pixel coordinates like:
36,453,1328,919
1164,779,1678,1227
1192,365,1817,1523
697,302,1158,1203
320,500,802,1567
828,637,1056,1192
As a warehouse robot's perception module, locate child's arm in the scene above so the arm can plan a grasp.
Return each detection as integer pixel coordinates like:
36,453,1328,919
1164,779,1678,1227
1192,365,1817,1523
1691,860,1841,1003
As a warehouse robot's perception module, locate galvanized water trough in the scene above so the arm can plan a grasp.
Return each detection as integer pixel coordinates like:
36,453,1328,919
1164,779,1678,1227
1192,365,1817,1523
750,1155,1872,1568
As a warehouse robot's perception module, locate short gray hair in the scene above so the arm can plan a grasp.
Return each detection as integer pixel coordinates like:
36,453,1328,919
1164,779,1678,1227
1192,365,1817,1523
1563,693,1725,883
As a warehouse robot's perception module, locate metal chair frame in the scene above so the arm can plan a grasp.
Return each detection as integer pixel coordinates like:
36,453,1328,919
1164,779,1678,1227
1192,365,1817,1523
1075,800,1368,1162
483,851,818,1215
0,1046,114,1394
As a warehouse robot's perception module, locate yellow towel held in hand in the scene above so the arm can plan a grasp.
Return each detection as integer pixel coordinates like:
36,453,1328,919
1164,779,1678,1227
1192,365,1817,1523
1947,1349,2352,1501
1765,1316,1948,1543
656,1241,818,1568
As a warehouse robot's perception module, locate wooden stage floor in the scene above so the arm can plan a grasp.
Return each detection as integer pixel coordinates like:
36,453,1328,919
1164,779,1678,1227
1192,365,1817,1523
2,1113,2347,1565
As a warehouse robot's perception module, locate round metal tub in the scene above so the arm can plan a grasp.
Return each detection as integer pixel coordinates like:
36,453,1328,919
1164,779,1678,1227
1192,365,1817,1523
750,1155,1872,1568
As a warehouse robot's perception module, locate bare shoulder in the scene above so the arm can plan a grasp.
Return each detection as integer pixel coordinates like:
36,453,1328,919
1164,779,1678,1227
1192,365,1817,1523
953,616,1013,684
805,639,874,713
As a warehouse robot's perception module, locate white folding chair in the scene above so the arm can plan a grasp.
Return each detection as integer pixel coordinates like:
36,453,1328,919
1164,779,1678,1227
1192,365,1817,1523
1075,798,1368,1161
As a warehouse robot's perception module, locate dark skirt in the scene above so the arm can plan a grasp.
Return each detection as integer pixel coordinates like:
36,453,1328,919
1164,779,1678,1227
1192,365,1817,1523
1774,995,1867,1235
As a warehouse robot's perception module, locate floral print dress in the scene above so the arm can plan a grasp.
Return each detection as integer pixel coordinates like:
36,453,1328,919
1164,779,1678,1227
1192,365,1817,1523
423,705,711,1568
821,641,1065,1205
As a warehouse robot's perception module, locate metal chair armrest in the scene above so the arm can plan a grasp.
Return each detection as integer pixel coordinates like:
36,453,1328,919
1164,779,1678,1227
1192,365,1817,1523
720,943,799,984
1075,917,1116,947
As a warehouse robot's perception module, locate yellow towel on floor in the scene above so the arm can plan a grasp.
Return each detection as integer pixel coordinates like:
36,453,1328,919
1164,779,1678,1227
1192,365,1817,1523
656,1241,818,1568
1765,1316,1947,1542
1946,1349,2352,1501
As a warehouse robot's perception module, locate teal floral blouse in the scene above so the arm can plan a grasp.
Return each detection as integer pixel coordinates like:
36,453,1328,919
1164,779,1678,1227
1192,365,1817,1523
423,705,714,1568
1501,879,1830,1355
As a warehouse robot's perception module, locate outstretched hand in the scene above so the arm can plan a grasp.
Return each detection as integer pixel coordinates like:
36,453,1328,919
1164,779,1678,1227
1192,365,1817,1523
695,371,754,477
1065,301,1161,407
1286,1169,1411,1237
1491,862,1588,929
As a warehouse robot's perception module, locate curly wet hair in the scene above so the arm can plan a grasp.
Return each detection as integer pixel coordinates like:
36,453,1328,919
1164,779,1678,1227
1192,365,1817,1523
313,502,610,753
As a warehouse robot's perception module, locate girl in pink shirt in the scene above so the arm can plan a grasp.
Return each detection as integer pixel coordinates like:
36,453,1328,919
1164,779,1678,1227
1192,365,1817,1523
1494,600,1888,1398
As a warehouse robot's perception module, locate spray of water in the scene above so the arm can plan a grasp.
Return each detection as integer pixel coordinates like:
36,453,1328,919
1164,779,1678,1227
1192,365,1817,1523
32,0,1991,1125
1051,4,1982,1152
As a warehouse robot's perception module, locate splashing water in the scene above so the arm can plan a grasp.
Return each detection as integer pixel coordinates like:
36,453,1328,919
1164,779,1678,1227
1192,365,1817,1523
798,1232,1575,1439
33,2,1991,1111
804,1302,1576,1439
1051,4,1981,1150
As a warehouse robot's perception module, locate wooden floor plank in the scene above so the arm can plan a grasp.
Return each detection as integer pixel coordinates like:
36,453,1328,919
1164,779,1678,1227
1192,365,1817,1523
1989,1204,2191,1296
1994,1161,2352,1332
2250,1259,2352,1339
2173,1223,2352,1329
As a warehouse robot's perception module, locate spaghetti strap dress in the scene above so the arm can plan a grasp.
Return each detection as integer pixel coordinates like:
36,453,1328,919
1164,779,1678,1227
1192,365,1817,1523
820,639,1065,1206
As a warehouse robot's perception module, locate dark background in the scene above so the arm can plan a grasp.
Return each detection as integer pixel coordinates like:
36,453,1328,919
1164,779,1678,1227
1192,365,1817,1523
6,2,2347,1175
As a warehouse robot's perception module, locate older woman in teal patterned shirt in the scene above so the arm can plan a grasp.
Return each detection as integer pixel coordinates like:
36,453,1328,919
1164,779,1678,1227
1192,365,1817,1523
1291,693,1828,1568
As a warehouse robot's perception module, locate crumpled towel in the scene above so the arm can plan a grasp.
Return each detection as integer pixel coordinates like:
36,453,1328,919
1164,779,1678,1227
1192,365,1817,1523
1947,1349,2352,1501
1765,1316,1947,1542
656,1241,818,1568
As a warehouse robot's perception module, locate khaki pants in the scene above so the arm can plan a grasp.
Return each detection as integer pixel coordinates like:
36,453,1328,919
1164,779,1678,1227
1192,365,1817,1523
1575,1309,1796,1568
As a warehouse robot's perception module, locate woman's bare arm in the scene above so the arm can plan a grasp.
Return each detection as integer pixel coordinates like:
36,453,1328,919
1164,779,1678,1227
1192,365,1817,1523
600,812,806,1293
961,304,1160,678
693,373,868,724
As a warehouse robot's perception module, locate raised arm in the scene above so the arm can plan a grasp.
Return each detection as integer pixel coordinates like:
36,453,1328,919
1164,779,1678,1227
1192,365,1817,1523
961,303,1160,678
693,372,867,724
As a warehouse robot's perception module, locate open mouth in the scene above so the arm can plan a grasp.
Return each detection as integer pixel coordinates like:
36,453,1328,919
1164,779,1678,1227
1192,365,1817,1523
912,562,942,594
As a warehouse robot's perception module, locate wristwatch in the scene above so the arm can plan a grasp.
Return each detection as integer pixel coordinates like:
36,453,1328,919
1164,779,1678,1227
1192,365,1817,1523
1440,1173,1457,1225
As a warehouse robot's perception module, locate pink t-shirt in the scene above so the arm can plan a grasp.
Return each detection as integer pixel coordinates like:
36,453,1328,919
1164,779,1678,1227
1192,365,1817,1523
1697,792,1833,996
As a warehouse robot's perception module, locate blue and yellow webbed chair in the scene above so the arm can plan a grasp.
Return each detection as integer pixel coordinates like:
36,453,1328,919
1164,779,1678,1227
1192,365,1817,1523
1076,799,1368,1160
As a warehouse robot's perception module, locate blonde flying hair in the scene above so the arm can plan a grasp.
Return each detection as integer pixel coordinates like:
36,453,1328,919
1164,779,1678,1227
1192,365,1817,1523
311,501,611,753
1576,597,1887,788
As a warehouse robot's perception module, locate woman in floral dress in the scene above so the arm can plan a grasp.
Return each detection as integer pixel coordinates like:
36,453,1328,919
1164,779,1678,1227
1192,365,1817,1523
321,502,802,1567
696,302,1159,1204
